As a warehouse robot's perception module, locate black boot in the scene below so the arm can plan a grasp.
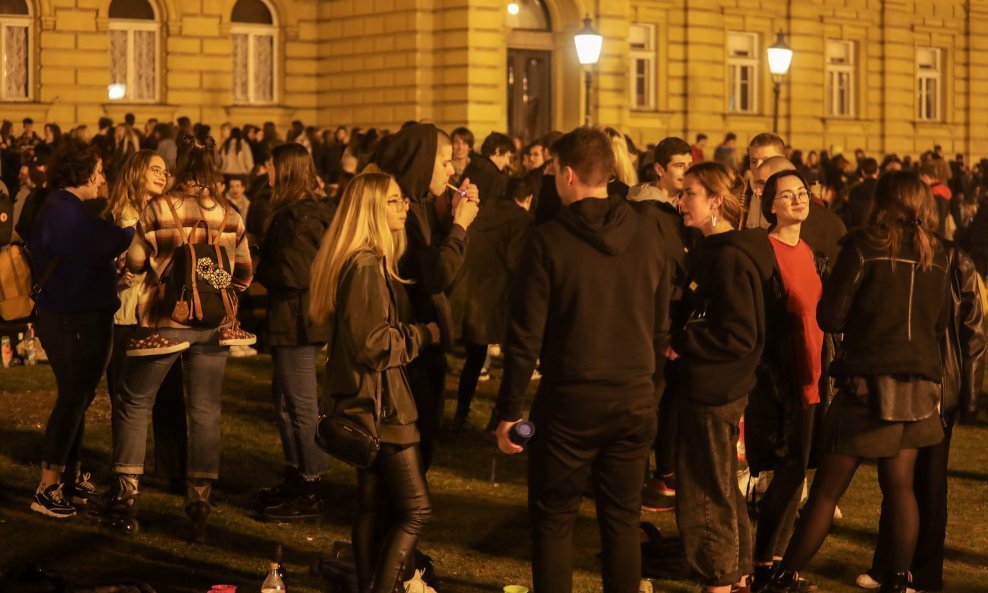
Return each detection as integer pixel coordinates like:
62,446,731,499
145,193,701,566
94,474,140,534
878,572,909,593
261,475,324,522
751,564,774,592
257,466,299,508
185,479,212,544
762,569,801,593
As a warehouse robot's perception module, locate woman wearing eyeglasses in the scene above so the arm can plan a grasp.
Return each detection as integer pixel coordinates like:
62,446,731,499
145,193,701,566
765,171,949,593
104,150,188,492
254,143,336,521
745,169,825,592
310,172,439,593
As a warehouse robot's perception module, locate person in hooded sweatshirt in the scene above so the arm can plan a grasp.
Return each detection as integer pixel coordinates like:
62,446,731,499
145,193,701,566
495,127,671,593
368,123,479,469
449,174,534,433
460,132,514,204
670,161,776,593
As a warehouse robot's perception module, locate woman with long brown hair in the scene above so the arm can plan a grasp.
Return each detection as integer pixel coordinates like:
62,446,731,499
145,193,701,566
104,149,188,490
100,135,254,542
254,143,335,521
672,161,776,593
765,171,949,593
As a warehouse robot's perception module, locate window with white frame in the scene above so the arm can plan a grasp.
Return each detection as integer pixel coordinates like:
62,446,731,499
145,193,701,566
629,23,656,111
727,32,758,114
232,0,277,105
826,40,855,117
0,0,31,101
108,0,159,102
917,47,942,121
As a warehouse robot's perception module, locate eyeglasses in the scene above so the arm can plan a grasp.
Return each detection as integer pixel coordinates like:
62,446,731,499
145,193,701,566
774,189,810,205
387,197,410,210
149,166,168,178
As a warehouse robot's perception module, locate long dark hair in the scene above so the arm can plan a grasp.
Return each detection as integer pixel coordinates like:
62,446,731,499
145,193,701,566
864,170,939,271
222,128,244,154
268,143,319,228
171,134,226,209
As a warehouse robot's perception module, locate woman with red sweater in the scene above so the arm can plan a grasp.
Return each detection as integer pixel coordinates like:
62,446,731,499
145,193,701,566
746,169,825,592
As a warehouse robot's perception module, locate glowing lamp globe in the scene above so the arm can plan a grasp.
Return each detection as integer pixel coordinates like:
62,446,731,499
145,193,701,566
767,32,793,77
108,83,127,100
573,16,602,66
507,2,520,15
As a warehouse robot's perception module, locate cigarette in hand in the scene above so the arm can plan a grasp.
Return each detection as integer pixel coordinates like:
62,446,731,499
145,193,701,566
446,183,466,196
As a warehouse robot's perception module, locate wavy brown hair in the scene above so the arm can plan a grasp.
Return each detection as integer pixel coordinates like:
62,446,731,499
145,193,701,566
864,170,940,271
171,134,226,209
104,150,161,223
270,143,319,212
684,161,745,229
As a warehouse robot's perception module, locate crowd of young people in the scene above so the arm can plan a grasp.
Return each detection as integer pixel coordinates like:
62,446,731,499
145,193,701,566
2,112,984,593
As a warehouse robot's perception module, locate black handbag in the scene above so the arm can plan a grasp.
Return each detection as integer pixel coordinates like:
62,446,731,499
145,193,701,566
315,412,380,469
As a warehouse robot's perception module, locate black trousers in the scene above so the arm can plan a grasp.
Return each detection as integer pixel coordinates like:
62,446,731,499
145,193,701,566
652,359,680,479
455,342,488,419
406,347,447,470
107,325,188,479
676,396,752,587
36,308,114,474
870,413,955,591
754,404,817,562
353,444,432,593
528,394,657,593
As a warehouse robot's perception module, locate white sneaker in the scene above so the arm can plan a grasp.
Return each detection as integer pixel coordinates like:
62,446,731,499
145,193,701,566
856,573,880,589
229,345,258,358
531,368,542,380
488,344,503,358
477,368,491,382
834,504,844,520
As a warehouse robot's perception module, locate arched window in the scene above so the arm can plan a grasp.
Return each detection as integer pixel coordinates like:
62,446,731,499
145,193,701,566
0,0,31,101
505,0,551,31
108,0,159,102
231,0,276,104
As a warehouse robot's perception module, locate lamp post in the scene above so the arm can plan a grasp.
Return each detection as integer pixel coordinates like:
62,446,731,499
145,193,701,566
766,31,793,134
574,15,602,126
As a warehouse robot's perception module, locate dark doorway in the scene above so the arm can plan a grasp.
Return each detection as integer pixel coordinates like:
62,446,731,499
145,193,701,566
507,49,552,143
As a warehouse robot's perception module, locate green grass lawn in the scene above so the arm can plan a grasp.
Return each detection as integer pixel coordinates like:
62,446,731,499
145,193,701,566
1,354,986,593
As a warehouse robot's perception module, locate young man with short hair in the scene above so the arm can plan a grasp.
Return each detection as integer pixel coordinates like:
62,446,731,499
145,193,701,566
496,127,671,593
743,133,787,229
691,133,707,164
462,132,515,204
714,132,738,169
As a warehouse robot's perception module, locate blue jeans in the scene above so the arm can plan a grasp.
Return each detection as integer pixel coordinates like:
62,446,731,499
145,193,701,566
113,327,229,480
271,345,328,478
36,308,115,474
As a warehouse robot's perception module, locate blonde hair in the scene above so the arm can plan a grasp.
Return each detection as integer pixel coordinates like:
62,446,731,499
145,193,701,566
685,161,745,229
104,150,162,223
309,172,408,324
602,127,638,187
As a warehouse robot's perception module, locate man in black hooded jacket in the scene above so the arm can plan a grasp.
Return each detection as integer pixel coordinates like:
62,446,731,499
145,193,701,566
495,127,671,593
371,123,479,469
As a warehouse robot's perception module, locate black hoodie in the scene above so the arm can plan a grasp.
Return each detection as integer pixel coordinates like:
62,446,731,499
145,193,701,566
671,228,777,406
371,123,467,348
496,194,671,421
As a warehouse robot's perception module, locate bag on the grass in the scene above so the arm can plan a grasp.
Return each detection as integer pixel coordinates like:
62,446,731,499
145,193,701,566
0,244,33,321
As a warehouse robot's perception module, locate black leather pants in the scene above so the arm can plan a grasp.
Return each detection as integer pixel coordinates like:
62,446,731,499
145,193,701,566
353,443,432,593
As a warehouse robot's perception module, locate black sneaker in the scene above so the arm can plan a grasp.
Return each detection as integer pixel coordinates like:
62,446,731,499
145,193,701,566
66,472,98,505
31,483,77,519
261,495,325,522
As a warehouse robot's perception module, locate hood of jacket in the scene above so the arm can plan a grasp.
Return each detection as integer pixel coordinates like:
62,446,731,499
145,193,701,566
703,228,776,282
370,123,439,202
556,194,638,256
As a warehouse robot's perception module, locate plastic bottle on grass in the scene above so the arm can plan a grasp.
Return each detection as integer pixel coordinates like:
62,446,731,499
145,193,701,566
1,336,12,368
24,324,36,366
261,562,285,593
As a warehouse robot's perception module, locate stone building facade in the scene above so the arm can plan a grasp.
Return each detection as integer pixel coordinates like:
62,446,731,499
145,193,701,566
1,0,986,157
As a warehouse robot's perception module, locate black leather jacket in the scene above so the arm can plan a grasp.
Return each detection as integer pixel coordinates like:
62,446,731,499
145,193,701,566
941,242,985,424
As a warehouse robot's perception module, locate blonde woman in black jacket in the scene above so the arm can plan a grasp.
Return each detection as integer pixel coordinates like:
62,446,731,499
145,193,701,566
766,171,950,593
310,172,439,593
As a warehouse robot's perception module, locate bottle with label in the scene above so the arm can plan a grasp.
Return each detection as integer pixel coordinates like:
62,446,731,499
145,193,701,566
261,562,284,593
1,336,12,368
24,324,36,366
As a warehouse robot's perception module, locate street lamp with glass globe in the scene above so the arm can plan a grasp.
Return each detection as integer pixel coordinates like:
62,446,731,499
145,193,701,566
574,15,602,126
767,31,793,134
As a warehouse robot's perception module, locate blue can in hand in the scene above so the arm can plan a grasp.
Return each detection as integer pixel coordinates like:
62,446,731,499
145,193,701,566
509,420,536,447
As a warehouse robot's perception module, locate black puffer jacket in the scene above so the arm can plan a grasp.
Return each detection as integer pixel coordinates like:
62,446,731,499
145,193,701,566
257,198,336,346
672,228,777,406
940,241,985,423
819,228,949,381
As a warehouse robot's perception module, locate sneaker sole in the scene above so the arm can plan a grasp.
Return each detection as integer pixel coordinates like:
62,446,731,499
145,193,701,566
260,512,325,523
640,503,674,512
220,338,257,347
31,501,76,518
126,342,191,357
